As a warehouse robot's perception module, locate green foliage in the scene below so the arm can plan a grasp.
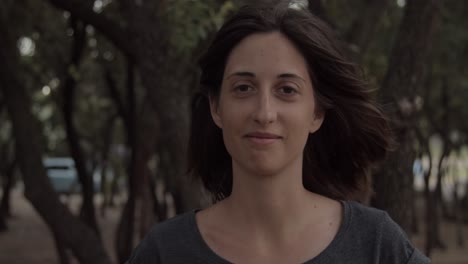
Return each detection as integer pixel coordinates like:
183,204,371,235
324,0,363,33
322,1,404,87
422,0,468,138
5,0,467,158
324,0,468,145
361,2,403,85
165,0,236,58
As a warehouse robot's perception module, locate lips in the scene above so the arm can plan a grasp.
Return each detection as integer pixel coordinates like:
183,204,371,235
244,132,282,145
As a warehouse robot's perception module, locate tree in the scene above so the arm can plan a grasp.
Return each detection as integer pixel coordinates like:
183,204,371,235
36,0,235,261
0,110,16,232
372,0,441,233
0,1,111,263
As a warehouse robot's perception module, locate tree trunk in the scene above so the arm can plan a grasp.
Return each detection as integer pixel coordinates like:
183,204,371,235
48,0,201,216
120,0,201,214
0,136,12,232
0,11,111,264
0,158,15,232
52,229,71,264
61,17,99,235
372,0,440,233
116,195,135,263
0,158,15,218
431,143,448,251
116,103,158,262
414,127,439,256
47,1,203,260
453,181,464,247
0,209,6,232
108,56,158,262
345,0,391,59
423,148,433,256
437,80,452,220
428,77,452,252
116,137,156,263
100,115,116,217
104,80,121,208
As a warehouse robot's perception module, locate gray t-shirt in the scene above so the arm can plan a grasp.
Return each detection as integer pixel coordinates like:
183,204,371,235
127,201,430,263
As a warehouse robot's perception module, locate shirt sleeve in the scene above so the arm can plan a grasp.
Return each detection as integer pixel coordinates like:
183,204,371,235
405,248,431,264
125,233,162,264
379,212,430,264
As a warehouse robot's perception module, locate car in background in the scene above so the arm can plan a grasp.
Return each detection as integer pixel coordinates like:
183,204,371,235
43,157,79,194
43,157,101,194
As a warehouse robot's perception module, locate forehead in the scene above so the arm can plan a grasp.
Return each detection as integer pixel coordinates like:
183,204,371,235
223,31,310,79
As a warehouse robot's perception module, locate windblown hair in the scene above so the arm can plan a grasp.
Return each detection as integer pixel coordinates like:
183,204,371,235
188,2,392,202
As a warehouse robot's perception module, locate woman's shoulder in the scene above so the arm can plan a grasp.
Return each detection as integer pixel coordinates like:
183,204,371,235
344,200,387,220
343,200,411,237
152,210,196,236
126,210,198,264
337,201,430,263
141,210,196,246
344,201,410,240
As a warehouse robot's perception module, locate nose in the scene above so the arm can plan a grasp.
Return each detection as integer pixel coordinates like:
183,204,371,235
252,92,277,125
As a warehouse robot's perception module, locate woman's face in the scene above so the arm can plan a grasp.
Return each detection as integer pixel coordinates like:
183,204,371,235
210,31,323,176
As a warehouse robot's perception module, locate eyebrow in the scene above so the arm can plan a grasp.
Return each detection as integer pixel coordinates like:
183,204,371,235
226,71,306,82
226,71,255,79
277,73,306,82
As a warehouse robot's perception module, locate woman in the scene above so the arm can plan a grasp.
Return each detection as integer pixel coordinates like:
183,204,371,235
127,2,429,263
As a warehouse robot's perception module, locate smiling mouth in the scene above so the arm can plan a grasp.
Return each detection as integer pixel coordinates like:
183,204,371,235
244,132,282,145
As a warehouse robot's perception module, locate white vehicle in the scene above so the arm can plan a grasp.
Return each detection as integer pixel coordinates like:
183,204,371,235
43,157,79,194
43,157,101,194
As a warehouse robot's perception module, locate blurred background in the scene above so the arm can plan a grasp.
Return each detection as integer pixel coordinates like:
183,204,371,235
0,0,467,263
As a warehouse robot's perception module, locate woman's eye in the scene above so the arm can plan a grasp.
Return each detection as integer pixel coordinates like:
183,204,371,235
278,86,298,95
234,84,253,93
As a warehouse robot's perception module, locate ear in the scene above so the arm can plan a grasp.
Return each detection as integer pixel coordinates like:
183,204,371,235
209,96,223,129
309,110,325,134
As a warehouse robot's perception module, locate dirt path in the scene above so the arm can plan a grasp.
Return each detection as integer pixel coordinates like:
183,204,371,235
0,189,120,264
0,189,467,264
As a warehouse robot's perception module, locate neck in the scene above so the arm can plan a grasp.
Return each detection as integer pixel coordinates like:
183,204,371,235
222,159,320,244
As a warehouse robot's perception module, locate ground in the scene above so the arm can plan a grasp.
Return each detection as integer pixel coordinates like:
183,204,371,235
0,189,467,264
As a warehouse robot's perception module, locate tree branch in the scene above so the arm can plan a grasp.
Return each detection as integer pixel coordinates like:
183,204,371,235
308,0,335,28
47,0,134,58
105,67,128,127
345,0,391,57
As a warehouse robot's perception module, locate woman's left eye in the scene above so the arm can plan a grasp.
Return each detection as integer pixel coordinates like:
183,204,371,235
278,86,298,95
235,84,253,92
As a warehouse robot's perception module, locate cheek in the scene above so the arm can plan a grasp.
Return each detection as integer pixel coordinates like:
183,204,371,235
218,106,250,155
291,121,312,144
220,123,241,160
218,99,251,126
217,107,240,135
283,112,315,144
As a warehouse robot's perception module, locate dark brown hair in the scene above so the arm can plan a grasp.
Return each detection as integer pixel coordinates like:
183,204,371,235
188,2,391,202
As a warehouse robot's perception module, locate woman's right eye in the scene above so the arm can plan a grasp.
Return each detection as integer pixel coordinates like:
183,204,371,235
234,84,253,93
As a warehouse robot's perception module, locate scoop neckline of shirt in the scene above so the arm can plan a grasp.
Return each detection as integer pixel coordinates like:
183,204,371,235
188,200,352,264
